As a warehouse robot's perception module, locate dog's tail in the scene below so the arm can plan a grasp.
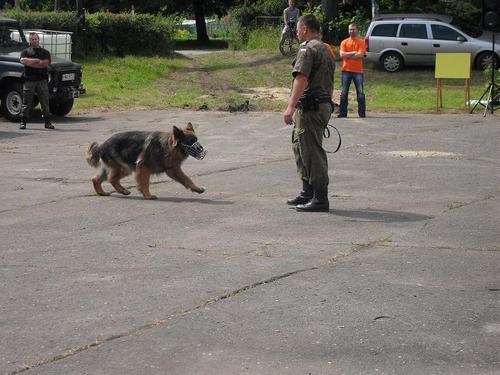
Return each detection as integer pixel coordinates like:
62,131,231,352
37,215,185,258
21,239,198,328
86,142,101,168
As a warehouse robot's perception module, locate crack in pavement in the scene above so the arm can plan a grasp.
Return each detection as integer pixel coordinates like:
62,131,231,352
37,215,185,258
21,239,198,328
443,193,497,213
9,266,319,374
380,244,500,253
8,234,394,374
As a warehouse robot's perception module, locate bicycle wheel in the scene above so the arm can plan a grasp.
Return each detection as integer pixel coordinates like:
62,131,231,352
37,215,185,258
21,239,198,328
280,36,299,56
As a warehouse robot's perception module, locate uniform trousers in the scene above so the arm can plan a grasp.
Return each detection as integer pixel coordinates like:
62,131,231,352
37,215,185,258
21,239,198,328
292,102,332,191
22,79,50,119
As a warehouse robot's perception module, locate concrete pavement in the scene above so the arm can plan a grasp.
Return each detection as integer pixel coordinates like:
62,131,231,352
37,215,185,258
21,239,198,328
0,110,499,374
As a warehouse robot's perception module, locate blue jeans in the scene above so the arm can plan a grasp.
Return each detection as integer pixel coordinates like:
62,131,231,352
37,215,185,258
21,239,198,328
339,71,366,116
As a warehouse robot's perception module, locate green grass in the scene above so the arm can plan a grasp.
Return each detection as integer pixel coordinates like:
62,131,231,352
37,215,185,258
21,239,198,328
76,55,187,111
246,26,282,50
363,65,487,112
73,48,492,114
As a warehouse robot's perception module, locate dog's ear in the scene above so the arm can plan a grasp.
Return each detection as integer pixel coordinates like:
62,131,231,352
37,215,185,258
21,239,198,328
186,122,194,132
172,126,184,146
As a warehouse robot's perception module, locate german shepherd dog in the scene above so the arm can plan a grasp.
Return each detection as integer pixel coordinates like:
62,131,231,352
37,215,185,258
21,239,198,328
86,122,206,199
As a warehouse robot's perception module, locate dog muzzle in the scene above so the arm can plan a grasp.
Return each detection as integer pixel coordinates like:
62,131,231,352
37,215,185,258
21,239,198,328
181,141,207,160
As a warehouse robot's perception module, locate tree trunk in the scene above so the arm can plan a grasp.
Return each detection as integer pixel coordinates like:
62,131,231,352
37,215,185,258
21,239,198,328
54,0,61,11
193,0,209,44
14,0,20,7
321,0,338,43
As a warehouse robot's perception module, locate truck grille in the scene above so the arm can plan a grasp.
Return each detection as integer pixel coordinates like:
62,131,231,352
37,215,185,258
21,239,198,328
52,70,81,87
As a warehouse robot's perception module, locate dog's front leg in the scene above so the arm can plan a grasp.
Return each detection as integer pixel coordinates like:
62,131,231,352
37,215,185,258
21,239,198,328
166,166,205,194
135,163,157,199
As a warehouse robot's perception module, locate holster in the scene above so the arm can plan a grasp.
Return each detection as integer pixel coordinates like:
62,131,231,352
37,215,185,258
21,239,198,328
297,95,332,112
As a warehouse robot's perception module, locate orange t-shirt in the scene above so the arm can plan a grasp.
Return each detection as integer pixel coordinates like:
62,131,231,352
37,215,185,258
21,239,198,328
340,37,366,73
324,43,336,60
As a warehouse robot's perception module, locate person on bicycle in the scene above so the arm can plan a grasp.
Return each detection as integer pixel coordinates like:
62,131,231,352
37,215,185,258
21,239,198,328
280,0,300,49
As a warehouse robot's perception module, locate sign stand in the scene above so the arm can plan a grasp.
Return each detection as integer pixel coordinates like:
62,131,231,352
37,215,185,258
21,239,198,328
435,53,471,112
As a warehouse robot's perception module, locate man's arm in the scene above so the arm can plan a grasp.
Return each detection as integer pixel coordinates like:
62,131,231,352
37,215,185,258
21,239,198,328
340,50,365,59
283,73,308,125
20,57,50,68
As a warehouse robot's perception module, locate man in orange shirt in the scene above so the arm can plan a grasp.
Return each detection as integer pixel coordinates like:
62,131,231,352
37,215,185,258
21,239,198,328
338,23,366,118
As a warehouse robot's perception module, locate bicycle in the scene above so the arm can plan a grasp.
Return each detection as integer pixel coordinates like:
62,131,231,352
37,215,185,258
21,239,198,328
279,21,299,56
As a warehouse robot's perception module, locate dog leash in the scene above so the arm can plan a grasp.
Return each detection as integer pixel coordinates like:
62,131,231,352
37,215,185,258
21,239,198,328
289,118,341,154
323,123,341,153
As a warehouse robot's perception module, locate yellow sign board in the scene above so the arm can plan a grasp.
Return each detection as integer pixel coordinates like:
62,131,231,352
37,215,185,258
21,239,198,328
435,53,471,79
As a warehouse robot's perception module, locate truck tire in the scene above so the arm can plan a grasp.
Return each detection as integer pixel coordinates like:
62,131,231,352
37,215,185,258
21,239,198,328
50,99,74,116
1,82,23,121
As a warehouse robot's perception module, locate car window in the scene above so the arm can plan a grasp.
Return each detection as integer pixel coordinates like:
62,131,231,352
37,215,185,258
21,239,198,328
399,24,428,39
431,24,465,41
371,24,399,37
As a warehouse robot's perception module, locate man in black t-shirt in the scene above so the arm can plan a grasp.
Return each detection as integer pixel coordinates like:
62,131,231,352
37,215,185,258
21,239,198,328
19,32,54,129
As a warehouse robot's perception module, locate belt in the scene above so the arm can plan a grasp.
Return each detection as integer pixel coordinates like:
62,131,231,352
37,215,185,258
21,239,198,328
25,77,46,81
317,97,332,104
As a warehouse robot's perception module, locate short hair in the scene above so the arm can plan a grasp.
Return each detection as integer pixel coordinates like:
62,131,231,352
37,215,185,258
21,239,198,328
348,23,358,29
28,32,39,39
299,14,320,33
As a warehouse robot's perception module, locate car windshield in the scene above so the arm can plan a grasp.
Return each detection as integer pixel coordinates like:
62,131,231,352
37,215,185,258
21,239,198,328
0,24,27,48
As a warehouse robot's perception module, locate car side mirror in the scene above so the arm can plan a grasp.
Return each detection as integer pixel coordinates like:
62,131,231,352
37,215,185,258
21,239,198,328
457,36,465,42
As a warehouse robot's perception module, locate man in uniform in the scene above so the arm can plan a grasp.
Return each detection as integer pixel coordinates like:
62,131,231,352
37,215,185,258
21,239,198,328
283,14,335,212
19,32,54,129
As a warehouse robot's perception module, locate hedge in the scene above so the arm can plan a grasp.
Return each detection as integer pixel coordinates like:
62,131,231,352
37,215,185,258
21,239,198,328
0,9,176,57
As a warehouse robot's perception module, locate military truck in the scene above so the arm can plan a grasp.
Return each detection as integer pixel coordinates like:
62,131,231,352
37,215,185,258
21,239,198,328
0,17,84,121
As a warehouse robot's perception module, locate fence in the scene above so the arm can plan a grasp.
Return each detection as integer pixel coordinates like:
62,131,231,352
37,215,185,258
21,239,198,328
11,29,73,60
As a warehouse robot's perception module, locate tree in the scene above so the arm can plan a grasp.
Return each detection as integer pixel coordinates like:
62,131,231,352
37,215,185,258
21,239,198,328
163,0,236,44
193,0,209,43
321,0,338,43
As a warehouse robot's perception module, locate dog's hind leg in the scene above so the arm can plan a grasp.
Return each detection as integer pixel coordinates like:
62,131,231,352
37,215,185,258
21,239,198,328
166,166,205,194
108,167,131,195
92,168,110,196
135,163,157,199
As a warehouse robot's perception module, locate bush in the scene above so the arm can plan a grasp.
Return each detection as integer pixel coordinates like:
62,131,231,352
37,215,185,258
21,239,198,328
0,9,176,57
226,0,286,50
246,25,281,50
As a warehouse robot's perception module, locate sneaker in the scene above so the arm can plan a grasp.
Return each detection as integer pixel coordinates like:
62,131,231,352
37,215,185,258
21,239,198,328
359,113,366,118
337,113,347,118
19,122,26,130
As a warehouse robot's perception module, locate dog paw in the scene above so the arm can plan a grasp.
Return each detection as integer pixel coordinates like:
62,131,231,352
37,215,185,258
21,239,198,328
192,186,205,194
144,195,158,200
121,189,131,195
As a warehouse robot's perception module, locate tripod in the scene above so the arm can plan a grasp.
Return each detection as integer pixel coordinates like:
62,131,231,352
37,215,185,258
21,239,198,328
470,31,500,116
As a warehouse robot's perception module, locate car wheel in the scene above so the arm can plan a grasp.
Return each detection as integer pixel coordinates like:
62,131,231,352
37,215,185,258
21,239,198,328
1,82,23,121
50,99,74,116
381,52,403,72
476,51,499,70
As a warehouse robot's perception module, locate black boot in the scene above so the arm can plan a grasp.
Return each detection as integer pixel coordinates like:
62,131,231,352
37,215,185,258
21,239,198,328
19,116,27,130
44,116,54,129
287,180,313,206
296,188,329,212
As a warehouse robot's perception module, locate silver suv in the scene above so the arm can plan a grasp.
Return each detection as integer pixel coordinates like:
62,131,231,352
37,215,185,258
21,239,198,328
364,13,500,72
